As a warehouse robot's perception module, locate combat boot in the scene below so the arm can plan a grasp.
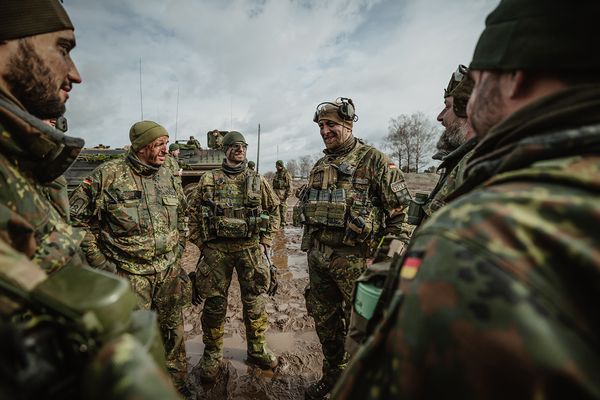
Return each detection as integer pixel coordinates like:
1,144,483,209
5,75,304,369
198,355,221,384
305,375,337,400
246,348,278,370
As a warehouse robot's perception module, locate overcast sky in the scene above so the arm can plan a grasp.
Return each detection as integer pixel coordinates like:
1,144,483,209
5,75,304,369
64,0,499,172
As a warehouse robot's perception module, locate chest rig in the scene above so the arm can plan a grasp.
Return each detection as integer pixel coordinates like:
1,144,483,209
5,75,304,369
302,141,381,247
206,169,269,239
272,172,286,190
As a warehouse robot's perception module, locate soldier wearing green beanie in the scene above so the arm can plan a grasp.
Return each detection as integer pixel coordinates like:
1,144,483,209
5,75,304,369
187,130,281,383
71,120,190,395
0,1,181,399
165,142,183,183
272,160,291,228
333,0,600,399
248,160,256,170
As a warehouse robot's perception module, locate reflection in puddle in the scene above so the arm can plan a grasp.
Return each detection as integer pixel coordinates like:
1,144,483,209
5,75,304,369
271,227,308,279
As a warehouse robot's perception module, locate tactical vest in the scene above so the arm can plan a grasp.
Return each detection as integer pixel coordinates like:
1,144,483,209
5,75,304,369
301,141,383,248
205,169,269,239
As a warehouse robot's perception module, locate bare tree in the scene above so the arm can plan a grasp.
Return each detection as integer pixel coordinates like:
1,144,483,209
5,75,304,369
299,155,314,178
384,112,439,172
263,171,275,181
286,159,299,177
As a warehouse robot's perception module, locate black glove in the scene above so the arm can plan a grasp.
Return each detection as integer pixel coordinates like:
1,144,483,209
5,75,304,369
188,272,203,306
267,265,278,297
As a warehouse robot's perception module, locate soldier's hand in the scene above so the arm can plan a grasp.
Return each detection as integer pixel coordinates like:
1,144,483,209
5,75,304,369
99,258,118,273
188,271,203,306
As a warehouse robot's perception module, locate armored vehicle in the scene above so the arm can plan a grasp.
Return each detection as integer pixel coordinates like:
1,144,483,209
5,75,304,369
64,130,228,194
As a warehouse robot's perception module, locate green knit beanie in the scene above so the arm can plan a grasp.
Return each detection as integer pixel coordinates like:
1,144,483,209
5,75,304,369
0,0,74,41
471,0,600,71
169,143,180,152
276,160,284,167
129,121,169,151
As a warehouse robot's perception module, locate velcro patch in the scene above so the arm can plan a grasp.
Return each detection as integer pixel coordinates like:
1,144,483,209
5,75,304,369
390,180,406,193
400,256,422,280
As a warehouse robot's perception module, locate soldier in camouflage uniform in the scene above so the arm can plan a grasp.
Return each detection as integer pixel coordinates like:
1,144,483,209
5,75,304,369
165,143,183,185
410,65,478,224
0,2,180,398
272,159,292,228
298,98,411,399
333,1,600,399
188,131,280,383
70,121,190,394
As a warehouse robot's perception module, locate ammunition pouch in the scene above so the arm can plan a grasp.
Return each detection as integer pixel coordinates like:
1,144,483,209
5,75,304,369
303,188,347,228
212,216,249,238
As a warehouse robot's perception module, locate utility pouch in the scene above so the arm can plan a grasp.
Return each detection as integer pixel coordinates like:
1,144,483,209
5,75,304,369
407,192,429,226
292,204,305,226
342,213,373,246
245,174,261,207
258,211,270,232
212,216,249,238
326,202,347,228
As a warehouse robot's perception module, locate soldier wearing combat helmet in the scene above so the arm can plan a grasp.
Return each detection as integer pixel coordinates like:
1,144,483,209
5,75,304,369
188,130,280,383
334,0,600,398
298,97,411,399
70,120,190,395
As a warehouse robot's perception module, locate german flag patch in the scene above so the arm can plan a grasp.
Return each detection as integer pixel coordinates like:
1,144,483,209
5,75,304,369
400,253,423,280
83,178,92,186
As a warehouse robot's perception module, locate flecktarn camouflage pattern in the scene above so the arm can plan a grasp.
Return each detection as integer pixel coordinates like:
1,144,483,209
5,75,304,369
272,167,292,226
70,151,189,389
188,165,280,380
297,136,411,390
333,86,600,399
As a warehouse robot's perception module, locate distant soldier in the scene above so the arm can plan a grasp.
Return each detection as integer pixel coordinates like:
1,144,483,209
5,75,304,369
408,65,478,226
165,142,183,184
297,97,411,399
248,160,256,170
70,121,190,394
272,159,292,227
0,1,179,398
188,131,280,383
334,0,600,398
187,135,201,148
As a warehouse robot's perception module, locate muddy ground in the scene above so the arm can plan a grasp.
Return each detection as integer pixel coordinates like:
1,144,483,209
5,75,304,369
180,172,438,399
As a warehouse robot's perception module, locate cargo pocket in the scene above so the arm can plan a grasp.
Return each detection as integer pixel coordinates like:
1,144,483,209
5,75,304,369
106,201,141,236
241,248,269,296
162,196,179,230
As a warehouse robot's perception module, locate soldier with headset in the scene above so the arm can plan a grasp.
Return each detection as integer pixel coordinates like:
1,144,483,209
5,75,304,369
296,97,412,399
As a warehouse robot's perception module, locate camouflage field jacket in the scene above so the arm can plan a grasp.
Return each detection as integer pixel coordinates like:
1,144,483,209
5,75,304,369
422,137,478,217
70,153,187,275
0,94,85,273
300,137,412,255
333,85,600,399
272,168,292,200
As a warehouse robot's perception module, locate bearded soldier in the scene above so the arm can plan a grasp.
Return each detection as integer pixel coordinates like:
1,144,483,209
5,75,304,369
298,97,411,399
409,65,478,226
272,160,292,228
70,121,190,395
188,131,280,383
334,0,600,398
0,1,179,398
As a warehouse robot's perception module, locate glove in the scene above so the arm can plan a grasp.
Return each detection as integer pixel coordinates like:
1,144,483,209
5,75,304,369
188,272,203,306
267,265,278,297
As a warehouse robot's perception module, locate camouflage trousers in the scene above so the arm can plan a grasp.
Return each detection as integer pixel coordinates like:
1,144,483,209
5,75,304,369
277,200,288,227
305,244,367,382
195,244,271,363
118,264,188,389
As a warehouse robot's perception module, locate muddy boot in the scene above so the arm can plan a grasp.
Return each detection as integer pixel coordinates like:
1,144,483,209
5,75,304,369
198,354,221,384
246,348,278,370
305,377,336,400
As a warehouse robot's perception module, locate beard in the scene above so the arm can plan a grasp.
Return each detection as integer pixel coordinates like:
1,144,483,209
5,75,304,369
469,74,505,139
3,39,65,119
436,120,468,152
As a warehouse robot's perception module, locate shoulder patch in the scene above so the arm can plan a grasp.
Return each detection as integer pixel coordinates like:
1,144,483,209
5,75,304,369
400,255,422,280
390,180,406,193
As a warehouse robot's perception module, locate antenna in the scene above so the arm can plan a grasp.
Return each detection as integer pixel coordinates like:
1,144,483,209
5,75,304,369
230,95,233,130
139,57,144,120
256,123,261,173
175,86,179,141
